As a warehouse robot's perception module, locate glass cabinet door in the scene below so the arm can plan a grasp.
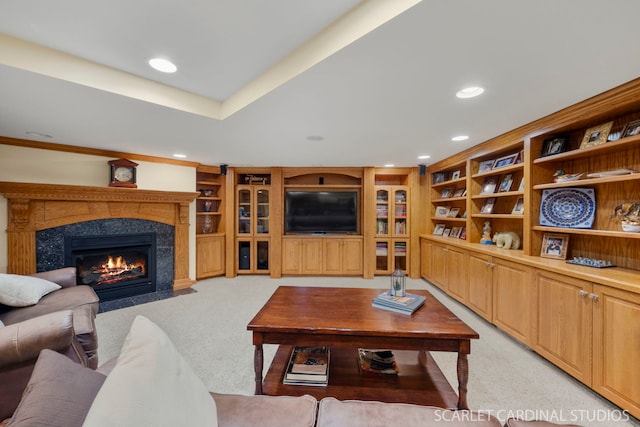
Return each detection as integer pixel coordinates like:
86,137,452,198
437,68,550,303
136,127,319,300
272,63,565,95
238,188,251,234
376,189,389,236
393,189,408,236
256,188,270,235
375,240,389,273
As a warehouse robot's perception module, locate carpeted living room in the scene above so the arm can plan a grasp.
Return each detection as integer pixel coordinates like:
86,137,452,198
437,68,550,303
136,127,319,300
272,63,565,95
1,1,640,426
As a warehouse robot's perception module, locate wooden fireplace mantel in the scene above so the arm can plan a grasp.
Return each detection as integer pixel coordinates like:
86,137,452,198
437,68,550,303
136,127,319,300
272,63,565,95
0,181,199,290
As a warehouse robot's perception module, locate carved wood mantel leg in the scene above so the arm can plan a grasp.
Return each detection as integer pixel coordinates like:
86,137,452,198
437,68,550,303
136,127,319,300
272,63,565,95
7,199,36,274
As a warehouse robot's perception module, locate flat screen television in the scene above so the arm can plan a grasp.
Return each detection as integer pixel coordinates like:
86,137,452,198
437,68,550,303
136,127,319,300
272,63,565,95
285,191,358,233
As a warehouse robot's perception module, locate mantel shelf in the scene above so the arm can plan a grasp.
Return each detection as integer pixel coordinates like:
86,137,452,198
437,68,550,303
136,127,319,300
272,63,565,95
532,225,640,239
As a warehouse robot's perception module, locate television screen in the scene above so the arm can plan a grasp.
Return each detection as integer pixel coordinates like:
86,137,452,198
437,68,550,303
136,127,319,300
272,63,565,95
285,191,358,233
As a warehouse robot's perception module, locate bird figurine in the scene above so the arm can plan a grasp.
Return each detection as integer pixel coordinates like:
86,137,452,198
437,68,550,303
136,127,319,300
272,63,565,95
553,169,583,183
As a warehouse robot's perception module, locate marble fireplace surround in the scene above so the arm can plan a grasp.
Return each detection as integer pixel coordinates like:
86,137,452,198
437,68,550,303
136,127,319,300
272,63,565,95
0,182,198,290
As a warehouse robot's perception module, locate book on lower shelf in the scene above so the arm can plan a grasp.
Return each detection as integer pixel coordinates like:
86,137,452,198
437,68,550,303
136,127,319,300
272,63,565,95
283,346,329,386
372,291,426,315
357,349,399,374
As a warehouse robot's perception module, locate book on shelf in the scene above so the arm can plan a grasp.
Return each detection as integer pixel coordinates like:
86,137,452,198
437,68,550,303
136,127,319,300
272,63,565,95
372,291,426,315
357,349,399,374
283,346,329,386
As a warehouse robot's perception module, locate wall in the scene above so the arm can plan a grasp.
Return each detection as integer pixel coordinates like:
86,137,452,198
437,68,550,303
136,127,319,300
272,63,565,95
0,144,197,278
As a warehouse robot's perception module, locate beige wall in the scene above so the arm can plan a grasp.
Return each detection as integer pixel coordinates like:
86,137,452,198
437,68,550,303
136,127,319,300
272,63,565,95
0,145,197,277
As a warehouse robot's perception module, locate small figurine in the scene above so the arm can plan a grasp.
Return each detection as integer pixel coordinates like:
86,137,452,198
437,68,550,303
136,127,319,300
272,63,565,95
480,220,493,245
553,170,583,183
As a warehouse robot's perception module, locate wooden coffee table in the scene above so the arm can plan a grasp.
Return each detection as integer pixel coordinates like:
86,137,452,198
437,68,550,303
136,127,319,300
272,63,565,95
247,286,479,409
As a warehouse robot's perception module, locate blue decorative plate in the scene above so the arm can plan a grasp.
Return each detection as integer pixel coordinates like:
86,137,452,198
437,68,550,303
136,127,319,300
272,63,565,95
539,188,595,228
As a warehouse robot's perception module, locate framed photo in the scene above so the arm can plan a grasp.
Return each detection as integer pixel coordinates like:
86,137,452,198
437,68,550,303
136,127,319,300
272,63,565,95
621,119,640,138
517,177,525,192
435,206,450,217
478,159,495,173
453,188,466,198
480,197,496,214
433,223,445,235
440,187,453,198
447,207,461,218
541,136,568,157
511,197,525,214
432,172,446,184
580,121,613,149
492,153,519,169
442,228,451,237
516,149,525,164
498,173,514,192
481,176,498,194
540,233,569,259
451,170,461,180
450,226,462,238
459,227,467,240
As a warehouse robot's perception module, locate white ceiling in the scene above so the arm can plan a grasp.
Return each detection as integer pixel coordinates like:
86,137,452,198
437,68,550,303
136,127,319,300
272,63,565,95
1,0,640,168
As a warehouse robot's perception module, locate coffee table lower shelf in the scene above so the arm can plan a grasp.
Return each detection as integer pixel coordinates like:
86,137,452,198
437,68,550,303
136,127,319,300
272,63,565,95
262,345,459,408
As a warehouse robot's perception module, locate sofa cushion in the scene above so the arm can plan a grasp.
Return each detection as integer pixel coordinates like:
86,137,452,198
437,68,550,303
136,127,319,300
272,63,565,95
8,349,106,427
504,419,582,427
211,392,317,427
83,315,218,426
316,397,502,427
0,274,60,307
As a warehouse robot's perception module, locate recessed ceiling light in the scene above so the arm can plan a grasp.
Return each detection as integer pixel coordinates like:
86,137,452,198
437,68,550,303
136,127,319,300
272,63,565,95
418,155,431,160
26,131,52,139
452,135,469,142
456,86,484,99
384,164,395,167
306,135,324,141
149,58,177,73
173,153,187,159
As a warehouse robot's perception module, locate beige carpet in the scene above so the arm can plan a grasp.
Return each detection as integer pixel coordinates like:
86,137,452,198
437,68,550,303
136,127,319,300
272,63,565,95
96,276,638,427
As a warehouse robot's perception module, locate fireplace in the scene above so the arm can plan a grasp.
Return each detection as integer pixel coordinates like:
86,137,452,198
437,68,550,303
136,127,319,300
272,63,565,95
65,233,156,301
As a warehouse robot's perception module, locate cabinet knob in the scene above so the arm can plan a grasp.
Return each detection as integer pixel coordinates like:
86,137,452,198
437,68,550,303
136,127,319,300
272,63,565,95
578,290,588,297
489,263,496,268
589,293,599,301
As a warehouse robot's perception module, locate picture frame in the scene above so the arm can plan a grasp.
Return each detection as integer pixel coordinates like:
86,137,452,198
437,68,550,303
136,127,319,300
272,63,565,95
498,173,514,192
440,188,453,198
492,153,519,169
453,188,466,198
451,170,461,180
481,176,498,194
442,228,451,237
580,121,613,149
516,149,525,164
433,223,445,235
480,197,496,214
434,206,450,217
517,177,525,192
621,119,640,138
478,159,495,173
459,227,467,240
541,136,568,157
511,197,525,214
450,226,462,238
447,207,461,218
432,172,446,184
540,233,569,259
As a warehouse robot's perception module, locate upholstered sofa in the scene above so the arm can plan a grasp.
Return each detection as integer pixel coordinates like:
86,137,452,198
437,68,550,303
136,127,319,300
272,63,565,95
1,315,580,427
0,267,99,420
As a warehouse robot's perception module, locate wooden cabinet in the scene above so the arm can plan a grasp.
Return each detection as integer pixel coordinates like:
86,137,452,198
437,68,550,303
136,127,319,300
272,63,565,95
592,284,640,416
195,165,225,279
426,241,469,304
236,179,271,274
196,234,225,278
419,238,432,281
492,258,534,346
282,237,363,275
534,270,592,385
467,252,493,322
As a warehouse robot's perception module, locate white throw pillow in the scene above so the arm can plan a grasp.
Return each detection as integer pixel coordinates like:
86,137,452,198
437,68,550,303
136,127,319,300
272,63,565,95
0,274,61,307
0,319,4,328
83,315,218,427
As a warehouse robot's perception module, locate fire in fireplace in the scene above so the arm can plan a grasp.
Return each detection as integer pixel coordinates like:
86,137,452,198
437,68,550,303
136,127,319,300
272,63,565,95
65,233,157,301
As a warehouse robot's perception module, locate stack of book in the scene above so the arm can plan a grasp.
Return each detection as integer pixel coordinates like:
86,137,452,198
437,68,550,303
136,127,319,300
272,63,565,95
372,291,426,315
283,346,329,386
357,349,399,374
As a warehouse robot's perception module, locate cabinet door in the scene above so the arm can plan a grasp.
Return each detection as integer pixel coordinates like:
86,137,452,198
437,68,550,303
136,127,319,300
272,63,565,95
492,258,534,346
342,239,363,275
301,239,323,274
375,188,390,236
392,188,408,237
445,246,468,304
237,187,252,235
196,235,225,278
281,239,301,274
430,243,447,290
255,187,270,235
592,284,640,417
534,271,592,385
467,252,493,322
374,239,390,274
420,239,432,280
323,239,342,274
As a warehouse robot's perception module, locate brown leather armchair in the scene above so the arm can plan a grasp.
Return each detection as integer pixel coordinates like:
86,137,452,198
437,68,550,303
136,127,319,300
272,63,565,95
0,310,90,420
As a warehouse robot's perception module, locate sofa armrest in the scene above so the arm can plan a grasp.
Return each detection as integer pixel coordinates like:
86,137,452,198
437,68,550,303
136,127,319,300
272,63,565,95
32,267,77,289
0,310,75,368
